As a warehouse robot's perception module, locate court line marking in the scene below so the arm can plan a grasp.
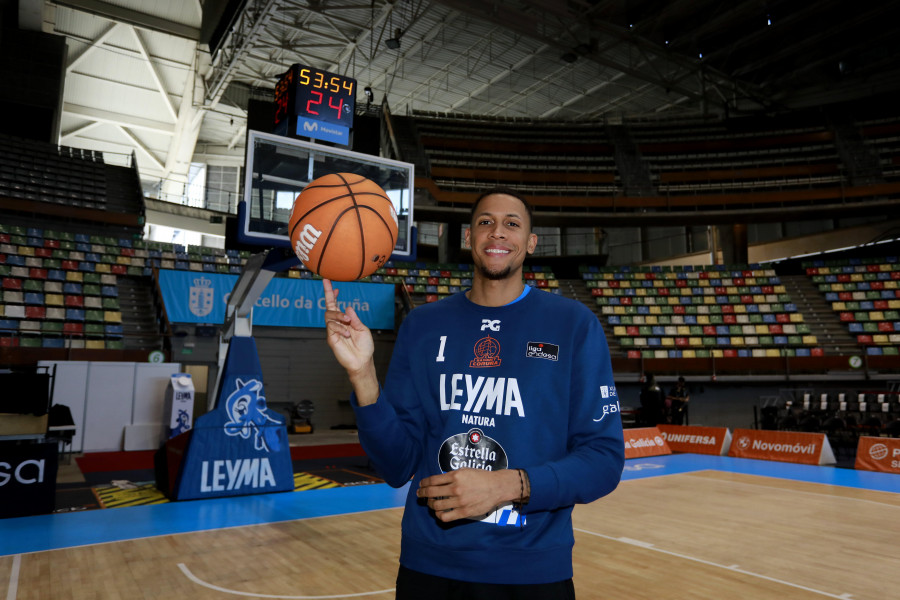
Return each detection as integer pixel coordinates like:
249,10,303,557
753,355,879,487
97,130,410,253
681,471,900,509
178,563,394,599
6,554,20,600
575,528,852,599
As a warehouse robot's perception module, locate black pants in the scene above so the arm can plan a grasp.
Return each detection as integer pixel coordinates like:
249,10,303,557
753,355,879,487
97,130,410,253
396,565,576,600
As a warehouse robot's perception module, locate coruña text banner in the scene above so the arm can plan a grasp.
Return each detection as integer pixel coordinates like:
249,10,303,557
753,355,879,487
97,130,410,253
158,270,394,330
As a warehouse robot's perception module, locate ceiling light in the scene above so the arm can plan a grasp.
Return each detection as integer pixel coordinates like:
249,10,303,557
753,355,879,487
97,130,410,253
386,28,402,50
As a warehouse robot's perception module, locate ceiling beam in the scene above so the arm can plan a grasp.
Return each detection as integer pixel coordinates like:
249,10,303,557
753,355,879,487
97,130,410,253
59,120,102,141
66,21,118,73
128,25,180,123
52,0,199,40
116,125,165,172
63,102,175,135
204,0,281,108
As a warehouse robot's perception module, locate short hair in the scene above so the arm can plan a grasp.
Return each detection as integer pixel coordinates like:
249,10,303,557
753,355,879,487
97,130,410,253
469,187,533,229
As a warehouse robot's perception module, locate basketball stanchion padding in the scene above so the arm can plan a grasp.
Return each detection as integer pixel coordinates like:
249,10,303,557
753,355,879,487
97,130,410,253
288,173,398,281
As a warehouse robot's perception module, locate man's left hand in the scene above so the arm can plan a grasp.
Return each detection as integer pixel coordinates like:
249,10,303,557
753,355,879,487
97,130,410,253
416,468,520,522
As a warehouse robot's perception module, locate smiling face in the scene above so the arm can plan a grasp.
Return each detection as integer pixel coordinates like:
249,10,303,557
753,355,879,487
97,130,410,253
465,193,538,282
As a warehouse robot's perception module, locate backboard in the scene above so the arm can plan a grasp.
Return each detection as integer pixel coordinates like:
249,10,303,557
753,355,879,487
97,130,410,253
239,130,415,257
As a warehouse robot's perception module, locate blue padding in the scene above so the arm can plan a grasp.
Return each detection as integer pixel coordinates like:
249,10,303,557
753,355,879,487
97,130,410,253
174,337,293,501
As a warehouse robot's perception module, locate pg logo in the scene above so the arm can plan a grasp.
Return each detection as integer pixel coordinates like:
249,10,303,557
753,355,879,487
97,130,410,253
481,319,500,332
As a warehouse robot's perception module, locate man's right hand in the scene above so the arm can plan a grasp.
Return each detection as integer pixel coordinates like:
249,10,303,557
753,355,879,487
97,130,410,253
323,279,380,405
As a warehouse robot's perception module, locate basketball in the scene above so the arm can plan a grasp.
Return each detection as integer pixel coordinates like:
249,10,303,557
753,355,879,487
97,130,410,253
288,173,398,281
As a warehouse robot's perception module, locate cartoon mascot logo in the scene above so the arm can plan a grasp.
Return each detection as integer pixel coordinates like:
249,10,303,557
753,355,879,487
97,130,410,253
223,378,282,452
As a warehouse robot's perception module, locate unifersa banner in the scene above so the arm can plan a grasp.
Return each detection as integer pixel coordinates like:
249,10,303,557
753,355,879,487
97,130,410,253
157,269,395,330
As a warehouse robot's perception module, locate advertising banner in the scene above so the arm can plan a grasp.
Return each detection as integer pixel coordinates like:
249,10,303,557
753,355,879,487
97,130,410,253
623,427,672,459
729,429,836,465
854,436,900,474
157,270,395,330
657,425,732,456
171,337,294,501
0,441,59,518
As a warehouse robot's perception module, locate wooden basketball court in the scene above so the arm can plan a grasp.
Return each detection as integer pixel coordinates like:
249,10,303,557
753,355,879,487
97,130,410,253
2,455,898,599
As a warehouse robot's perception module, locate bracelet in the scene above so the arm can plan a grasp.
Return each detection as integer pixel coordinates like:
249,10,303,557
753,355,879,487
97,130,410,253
516,468,530,506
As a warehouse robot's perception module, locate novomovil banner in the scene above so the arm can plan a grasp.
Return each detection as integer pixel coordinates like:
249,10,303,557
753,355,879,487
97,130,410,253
729,429,836,465
157,269,395,330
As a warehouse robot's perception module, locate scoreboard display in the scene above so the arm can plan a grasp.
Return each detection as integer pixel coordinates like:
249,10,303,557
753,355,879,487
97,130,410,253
274,64,357,145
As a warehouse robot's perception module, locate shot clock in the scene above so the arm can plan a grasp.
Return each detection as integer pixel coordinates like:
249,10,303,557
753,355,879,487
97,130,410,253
274,64,357,145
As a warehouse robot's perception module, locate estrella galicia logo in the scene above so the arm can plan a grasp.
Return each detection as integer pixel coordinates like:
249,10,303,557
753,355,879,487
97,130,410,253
438,428,508,472
437,429,524,527
189,276,214,317
525,341,559,361
223,378,283,452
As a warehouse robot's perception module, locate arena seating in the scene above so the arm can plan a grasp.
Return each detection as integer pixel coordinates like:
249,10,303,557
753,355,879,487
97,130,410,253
582,264,821,359
804,257,900,356
858,113,900,182
413,114,619,197
0,222,254,350
0,133,108,210
411,111,900,213
764,388,900,443
630,114,845,195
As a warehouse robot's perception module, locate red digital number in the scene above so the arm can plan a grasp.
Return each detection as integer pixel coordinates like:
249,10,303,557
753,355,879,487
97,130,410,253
328,95,344,119
306,90,323,115
274,94,288,123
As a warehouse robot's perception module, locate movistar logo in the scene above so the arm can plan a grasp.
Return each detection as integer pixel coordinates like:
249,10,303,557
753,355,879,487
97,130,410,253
303,121,319,132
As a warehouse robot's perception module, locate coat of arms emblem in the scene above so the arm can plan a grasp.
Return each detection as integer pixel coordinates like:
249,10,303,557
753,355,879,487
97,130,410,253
189,276,214,317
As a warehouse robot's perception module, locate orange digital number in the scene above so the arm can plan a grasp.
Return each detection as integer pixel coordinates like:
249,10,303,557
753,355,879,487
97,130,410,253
328,76,340,93
314,71,324,88
299,68,310,85
342,79,354,95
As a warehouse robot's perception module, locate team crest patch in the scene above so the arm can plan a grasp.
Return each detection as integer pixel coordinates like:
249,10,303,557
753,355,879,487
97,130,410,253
470,335,501,368
525,341,559,361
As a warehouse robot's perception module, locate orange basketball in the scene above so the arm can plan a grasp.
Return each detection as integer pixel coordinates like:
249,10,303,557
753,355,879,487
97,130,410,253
288,173,398,281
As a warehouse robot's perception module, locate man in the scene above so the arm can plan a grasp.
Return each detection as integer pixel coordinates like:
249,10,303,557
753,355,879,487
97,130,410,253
639,373,666,426
667,376,690,425
324,188,624,599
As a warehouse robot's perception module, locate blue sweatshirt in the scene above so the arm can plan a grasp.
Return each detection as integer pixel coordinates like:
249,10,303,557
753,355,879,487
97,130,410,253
352,288,625,584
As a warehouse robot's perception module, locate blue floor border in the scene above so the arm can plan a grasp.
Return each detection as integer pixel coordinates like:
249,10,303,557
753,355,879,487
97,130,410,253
0,454,896,557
